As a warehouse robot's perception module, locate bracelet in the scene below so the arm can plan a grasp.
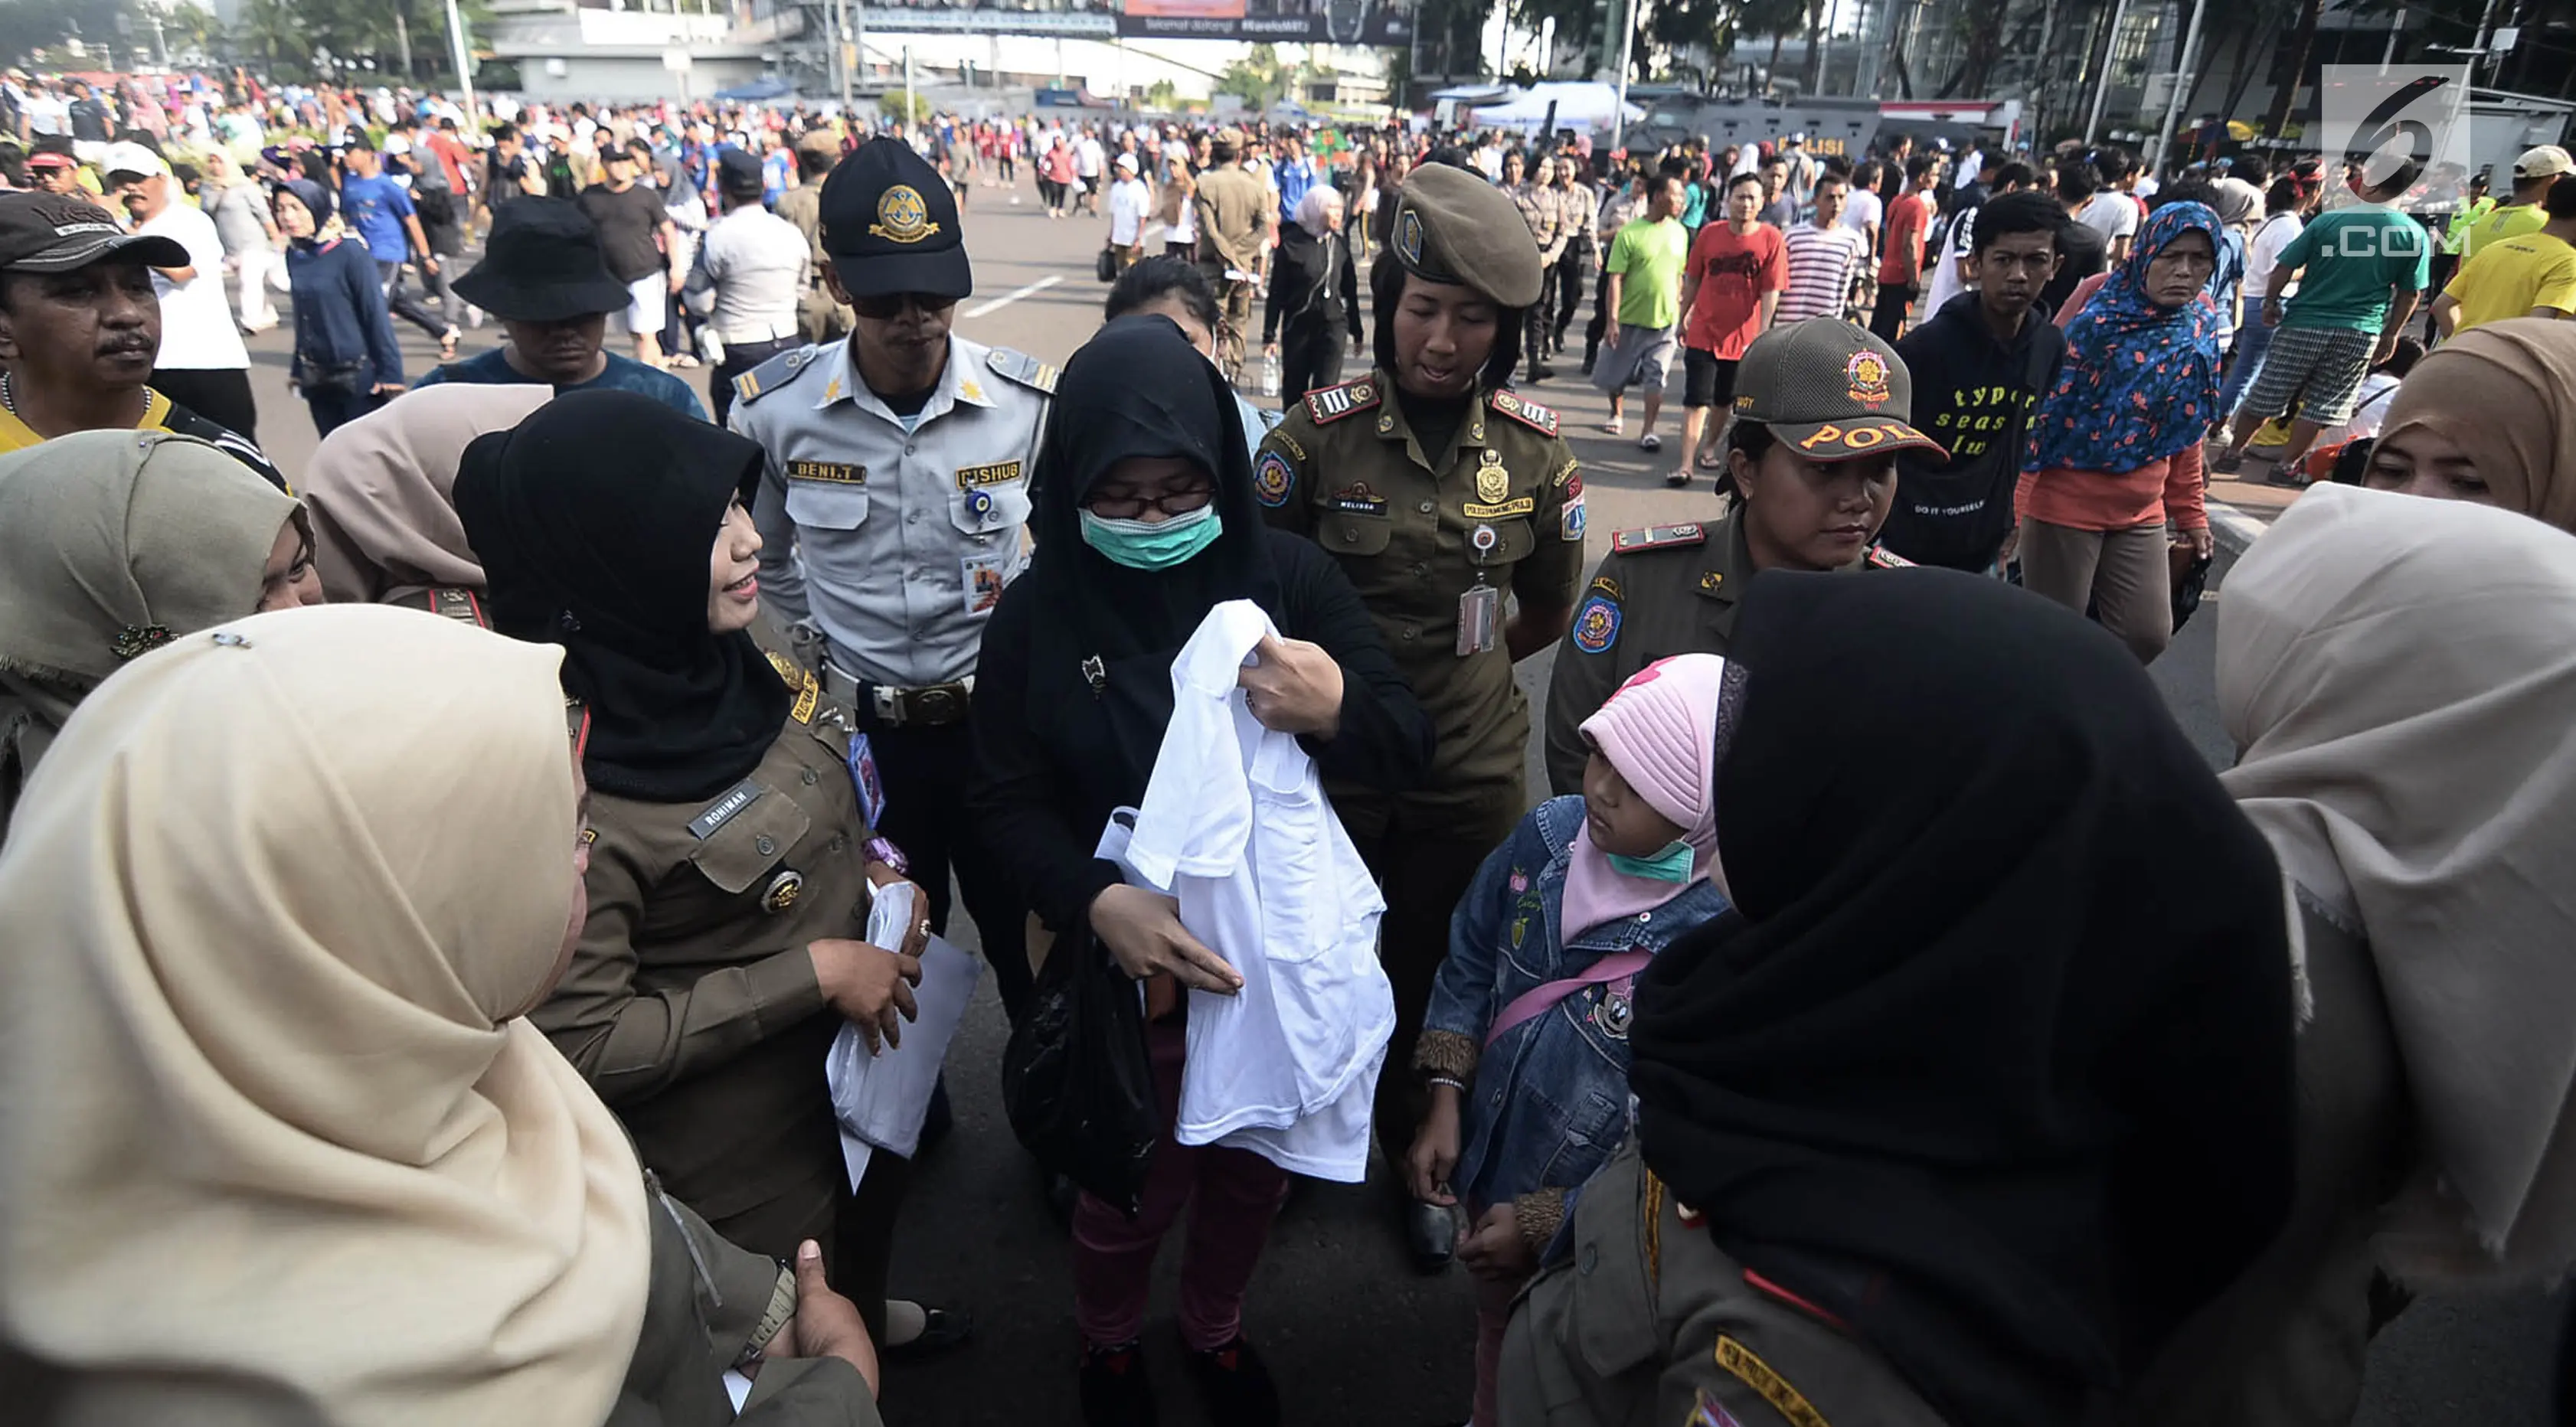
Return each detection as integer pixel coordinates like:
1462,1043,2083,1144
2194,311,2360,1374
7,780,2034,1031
1426,1075,1467,1094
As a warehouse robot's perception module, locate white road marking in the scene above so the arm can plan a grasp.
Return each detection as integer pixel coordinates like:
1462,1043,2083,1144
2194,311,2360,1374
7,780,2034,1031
963,276,1064,319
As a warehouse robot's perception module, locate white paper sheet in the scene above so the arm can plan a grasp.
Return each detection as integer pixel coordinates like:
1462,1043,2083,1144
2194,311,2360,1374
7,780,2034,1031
823,880,982,1190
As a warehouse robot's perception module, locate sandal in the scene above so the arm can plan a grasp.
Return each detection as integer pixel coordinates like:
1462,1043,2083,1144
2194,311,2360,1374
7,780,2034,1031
1694,447,1724,472
1638,433,1663,452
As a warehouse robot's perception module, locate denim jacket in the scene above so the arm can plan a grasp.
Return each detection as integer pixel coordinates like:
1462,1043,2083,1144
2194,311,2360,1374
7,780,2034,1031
1416,795,1730,1250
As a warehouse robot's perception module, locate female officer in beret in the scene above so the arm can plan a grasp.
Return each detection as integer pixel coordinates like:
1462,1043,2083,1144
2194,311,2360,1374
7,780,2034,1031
456,390,966,1360
1255,160,1587,1271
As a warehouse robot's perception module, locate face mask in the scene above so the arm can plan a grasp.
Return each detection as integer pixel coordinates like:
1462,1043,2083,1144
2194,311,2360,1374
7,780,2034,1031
1606,839,1696,885
1078,502,1222,571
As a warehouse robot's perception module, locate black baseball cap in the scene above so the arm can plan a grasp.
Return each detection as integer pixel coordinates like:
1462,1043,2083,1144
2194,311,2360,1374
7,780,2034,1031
0,191,188,274
1732,319,1946,462
716,147,765,197
817,137,971,302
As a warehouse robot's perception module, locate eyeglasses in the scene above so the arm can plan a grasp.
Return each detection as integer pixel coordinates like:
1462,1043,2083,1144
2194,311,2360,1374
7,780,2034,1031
850,292,958,321
1086,487,1213,520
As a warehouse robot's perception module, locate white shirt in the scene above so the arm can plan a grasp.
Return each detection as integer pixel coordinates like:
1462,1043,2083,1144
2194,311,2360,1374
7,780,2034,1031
689,203,810,343
141,202,250,372
1842,187,1883,244
23,94,67,136
2077,191,2140,247
1120,600,1394,1183
1921,201,1978,316
1107,175,1152,245
2247,211,2303,302
1076,135,1105,178
1954,147,1984,191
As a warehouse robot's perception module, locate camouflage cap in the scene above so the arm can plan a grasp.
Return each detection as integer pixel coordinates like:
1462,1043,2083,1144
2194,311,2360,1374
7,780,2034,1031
1388,162,1545,309
1732,318,1946,462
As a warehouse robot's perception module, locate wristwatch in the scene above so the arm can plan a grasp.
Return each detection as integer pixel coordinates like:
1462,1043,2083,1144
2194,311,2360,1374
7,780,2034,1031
864,835,909,876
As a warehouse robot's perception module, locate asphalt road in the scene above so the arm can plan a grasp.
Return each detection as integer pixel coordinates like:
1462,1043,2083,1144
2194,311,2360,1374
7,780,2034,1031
228,173,2565,1427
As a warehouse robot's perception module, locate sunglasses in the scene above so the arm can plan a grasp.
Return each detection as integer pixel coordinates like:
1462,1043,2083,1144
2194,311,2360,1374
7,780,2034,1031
850,292,957,321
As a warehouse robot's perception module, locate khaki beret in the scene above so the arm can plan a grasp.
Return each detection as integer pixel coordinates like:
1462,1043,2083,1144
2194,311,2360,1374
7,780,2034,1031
1213,126,1247,149
1388,162,1545,309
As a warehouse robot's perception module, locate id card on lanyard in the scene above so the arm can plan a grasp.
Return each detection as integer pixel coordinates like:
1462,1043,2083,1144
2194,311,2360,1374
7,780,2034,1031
848,732,888,829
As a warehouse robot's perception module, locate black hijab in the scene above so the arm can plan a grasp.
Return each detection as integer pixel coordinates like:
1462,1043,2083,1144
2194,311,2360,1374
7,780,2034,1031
453,389,789,803
1629,570,2294,1427
1018,314,1282,802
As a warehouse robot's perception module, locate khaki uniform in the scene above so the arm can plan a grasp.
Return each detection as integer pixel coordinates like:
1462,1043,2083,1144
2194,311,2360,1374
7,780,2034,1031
534,636,873,1281
1194,163,1271,339
1541,509,1907,796
774,184,852,344
1501,1137,1947,1427
1512,181,1571,269
1257,372,1586,1153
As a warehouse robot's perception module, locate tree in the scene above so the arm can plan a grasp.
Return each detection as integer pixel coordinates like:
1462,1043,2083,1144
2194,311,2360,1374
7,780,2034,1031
1142,77,1179,112
1644,0,1739,85
232,0,311,77
1736,0,1806,90
1216,43,1292,111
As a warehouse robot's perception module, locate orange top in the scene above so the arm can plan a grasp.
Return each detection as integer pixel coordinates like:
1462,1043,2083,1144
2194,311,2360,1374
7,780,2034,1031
2015,442,2208,532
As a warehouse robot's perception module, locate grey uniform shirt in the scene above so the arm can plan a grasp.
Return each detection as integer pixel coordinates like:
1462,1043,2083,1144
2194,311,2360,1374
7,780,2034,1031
731,333,1052,688
688,204,810,345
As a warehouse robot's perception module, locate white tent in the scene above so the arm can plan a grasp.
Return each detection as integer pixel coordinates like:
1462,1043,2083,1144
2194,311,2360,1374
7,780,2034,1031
1466,82,1644,136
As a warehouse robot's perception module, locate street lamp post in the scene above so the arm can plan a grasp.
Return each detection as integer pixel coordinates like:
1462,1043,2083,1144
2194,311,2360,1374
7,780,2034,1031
2083,0,2136,146
443,0,479,131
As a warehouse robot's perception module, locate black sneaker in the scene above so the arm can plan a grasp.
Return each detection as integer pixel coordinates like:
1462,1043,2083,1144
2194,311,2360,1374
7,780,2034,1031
1081,1340,1157,1427
1185,1337,1281,1427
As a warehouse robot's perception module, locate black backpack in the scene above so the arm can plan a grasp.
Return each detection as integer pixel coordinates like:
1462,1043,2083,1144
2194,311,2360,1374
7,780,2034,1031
410,171,458,230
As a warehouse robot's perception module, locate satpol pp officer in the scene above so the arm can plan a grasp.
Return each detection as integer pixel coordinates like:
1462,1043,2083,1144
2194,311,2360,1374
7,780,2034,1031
1540,320,1938,795
731,136,1051,1021
1256,161,1586,1272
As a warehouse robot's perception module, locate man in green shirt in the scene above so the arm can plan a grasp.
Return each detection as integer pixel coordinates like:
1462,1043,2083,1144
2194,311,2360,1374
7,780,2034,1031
1592,171,1690,450
2215,162,2431,482
2460,145,2572,261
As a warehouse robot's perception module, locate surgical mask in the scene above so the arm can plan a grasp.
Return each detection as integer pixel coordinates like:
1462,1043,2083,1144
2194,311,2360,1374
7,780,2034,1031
1078,503,1222,570
1606,840,1696,884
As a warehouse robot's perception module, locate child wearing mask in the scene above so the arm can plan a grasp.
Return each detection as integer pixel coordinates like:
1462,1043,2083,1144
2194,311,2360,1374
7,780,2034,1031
1407,654,1734,1427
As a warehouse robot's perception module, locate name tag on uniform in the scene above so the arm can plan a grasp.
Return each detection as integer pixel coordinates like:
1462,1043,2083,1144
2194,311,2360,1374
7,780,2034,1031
954,459,1022,489
1331,482,1388,516
786,460,865,485
688,780,765,840
1463,497,1536,519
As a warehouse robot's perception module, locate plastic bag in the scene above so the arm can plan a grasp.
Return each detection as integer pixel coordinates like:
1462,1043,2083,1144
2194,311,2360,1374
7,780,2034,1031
1001,924,1158,1217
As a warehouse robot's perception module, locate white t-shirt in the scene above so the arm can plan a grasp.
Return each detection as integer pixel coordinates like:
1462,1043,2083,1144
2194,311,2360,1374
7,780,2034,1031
142,202,251,372
1120,600,1394,1184
1076,135,1105,178
1921,201,1979,316
1107,175,1152,244
1842,187,1883,247
2077,191,2141,247
2247,211,2303,302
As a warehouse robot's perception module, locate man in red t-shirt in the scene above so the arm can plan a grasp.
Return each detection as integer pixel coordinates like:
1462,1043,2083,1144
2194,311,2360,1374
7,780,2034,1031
1870,153,1943,341
1671,171,1787,488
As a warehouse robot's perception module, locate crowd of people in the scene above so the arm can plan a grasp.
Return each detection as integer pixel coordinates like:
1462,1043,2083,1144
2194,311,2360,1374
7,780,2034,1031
0,57,2573,1427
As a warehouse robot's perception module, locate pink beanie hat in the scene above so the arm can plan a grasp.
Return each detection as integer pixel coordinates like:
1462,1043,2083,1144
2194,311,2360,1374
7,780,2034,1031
1578,653,1727,850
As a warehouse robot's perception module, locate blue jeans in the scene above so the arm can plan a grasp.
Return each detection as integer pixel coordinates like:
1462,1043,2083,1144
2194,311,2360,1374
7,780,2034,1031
2221,317,2278,420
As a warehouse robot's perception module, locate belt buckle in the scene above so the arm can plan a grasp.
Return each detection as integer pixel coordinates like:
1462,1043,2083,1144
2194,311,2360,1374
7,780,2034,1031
871,685,906,727
912,685,960,724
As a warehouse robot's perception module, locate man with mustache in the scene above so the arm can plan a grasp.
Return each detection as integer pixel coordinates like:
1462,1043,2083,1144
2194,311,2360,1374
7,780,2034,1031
0,190,285,489
414,198,707,420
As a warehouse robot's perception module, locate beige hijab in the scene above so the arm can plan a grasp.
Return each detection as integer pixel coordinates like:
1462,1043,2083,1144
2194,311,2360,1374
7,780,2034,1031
300,384,553,605
2218,482,2576,1287
0,605,651,1424
2375,317,2576,534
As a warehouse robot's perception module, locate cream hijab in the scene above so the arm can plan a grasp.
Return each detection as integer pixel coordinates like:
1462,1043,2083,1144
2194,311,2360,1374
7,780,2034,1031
2375,317,2576,534
0,605,651,1425
2218,482,2576,1287
299,384,553,605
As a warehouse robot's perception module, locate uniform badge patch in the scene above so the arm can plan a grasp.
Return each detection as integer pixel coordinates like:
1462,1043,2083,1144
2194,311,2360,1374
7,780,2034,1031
763,651,822,723
1713,1337,1831,1427
1571,594,1622,654
1254,449,1296,507
1305,377,1378,424
871,184,940,244
786,460,865,485
1397,207,1424,265
955,460,1022,489
761,869,806,914
1475,449,1509,503
1588,573,1623,599
1489,388,1561,436
1845,348,1893,407
1698,570,1727,596
1561,491,1587,540
1686,1389,1747,1427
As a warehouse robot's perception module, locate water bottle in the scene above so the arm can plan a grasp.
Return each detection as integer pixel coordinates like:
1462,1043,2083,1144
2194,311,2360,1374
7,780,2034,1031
1260,348,1281,399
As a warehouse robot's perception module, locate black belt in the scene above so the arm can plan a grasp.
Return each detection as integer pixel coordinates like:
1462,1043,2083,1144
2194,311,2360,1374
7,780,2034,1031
822,661,975,728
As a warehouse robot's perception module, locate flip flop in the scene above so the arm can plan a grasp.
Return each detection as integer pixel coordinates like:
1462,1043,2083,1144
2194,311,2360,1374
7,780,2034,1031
1638,433,1663,452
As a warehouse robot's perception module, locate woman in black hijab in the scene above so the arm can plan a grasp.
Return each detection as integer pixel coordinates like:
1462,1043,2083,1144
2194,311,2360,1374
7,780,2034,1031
1501,569,2296,1427
456,389,960,1357
970,315,1431,1426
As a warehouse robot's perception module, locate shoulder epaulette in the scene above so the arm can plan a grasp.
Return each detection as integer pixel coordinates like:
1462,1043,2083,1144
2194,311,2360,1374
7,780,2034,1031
420,587,489,627
1864,544,1914,570
986,347,1060,396
1610,523,1708,555
1488,387,1560,436
734,345,822,407
1303,375,1381,425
